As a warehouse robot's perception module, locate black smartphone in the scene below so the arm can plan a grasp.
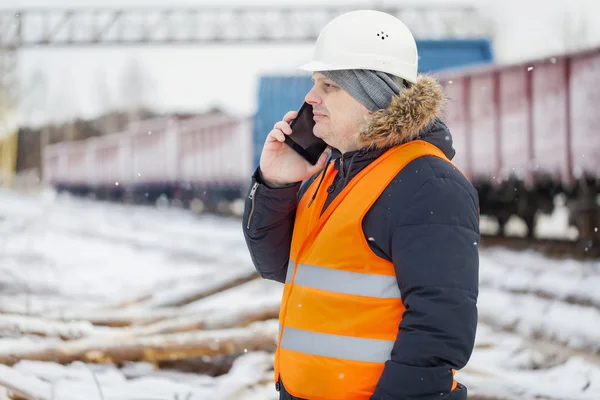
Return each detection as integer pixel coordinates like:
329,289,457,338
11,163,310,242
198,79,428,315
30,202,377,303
284,102,328,165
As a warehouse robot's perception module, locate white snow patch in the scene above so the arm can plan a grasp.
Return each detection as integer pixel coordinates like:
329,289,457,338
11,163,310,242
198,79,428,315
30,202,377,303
479,287,600,351
0,354,277,400
461,324,600,399
480,247,600,307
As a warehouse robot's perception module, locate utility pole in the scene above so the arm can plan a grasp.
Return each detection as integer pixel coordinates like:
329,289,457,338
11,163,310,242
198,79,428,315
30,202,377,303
0,11,20,188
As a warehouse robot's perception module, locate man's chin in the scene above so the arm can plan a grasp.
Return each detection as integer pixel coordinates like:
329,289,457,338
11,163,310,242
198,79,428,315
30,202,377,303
313,125,326,139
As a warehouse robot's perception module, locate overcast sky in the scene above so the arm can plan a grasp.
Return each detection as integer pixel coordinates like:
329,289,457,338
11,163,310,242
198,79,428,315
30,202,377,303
2,0,599,127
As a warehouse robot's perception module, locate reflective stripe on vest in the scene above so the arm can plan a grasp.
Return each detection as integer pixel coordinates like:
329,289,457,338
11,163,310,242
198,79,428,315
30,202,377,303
280,326,395,363
285,260,401,299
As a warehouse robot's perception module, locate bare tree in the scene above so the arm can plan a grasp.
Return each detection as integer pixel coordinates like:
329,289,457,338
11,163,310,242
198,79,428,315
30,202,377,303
19,68,50,178
119,57,153,125
95,67,118,135
20,67,48,127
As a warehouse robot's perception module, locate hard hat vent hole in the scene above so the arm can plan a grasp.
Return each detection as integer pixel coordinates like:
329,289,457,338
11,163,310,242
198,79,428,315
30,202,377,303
377,32,389,40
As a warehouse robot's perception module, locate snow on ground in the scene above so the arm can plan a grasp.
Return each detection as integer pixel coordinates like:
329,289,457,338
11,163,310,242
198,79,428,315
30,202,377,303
462,324,600,399
0,352,277,400
478,248,600,350
0,188,253,314
2,188,600,399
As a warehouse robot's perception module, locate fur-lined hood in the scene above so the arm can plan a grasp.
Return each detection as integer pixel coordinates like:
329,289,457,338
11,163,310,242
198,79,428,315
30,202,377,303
357,74,445,150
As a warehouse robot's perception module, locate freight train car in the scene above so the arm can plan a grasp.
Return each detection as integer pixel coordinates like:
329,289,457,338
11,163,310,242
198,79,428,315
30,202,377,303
436,46,600,240
44,139,95,197
43,113,253,214
87,130,132,201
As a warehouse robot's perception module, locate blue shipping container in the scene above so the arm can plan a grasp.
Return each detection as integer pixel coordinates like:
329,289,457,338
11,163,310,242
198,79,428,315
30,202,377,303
252,39,493,167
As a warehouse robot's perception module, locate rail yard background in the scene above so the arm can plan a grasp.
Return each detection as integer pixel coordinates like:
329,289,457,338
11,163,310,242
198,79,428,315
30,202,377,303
1,0,600,399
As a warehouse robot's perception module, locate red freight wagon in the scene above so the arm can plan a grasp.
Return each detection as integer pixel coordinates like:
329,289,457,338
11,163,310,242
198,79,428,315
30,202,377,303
178,114,253,188
570,51,600,180
178,114,233,187
531,58,570,183
469,73,498,181
129,118,174,185
440,77,470,176
438,45,600,240
64,141,93,187
41,144,62,187
87,132,133,200
175,114,253,212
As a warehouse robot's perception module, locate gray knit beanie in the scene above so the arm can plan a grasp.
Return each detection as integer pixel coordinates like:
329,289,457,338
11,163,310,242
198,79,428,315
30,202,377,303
320,69,403,112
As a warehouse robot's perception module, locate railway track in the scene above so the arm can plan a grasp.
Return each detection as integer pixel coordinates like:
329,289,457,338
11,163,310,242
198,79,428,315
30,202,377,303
479,234,600,260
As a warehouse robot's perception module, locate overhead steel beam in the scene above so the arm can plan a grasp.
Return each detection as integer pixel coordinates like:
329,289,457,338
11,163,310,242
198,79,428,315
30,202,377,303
0,6,491,49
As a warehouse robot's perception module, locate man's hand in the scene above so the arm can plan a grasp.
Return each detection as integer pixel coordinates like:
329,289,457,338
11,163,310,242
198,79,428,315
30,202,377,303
259,111,328,187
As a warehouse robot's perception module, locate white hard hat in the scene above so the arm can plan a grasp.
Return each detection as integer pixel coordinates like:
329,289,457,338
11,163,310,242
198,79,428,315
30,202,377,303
299,10,419,84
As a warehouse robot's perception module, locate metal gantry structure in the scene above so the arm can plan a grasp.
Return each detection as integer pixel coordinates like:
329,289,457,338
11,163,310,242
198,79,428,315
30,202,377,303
0,5,491,105
1,6,489,48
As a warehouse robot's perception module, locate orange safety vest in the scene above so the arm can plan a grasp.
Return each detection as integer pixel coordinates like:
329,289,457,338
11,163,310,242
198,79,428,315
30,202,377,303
274,140,461,400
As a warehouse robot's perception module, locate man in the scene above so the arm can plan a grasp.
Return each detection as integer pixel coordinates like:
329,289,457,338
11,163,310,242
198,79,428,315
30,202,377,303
242,9,479,400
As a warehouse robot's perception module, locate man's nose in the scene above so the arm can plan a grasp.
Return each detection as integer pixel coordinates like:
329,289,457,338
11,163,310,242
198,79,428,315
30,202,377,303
305,86,321,105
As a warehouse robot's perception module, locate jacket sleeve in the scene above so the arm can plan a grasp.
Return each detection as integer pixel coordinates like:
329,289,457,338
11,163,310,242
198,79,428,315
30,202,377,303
371,176,480,400
242,167,301,283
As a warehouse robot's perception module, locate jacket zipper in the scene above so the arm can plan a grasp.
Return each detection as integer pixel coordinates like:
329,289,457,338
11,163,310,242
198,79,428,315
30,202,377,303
246,182,259,229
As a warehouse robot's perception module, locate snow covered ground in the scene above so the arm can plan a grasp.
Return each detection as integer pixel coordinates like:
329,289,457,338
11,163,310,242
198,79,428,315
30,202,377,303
1,188,600,399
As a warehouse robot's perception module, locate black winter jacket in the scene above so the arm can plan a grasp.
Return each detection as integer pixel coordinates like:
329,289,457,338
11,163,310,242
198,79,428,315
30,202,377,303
242,75,480,400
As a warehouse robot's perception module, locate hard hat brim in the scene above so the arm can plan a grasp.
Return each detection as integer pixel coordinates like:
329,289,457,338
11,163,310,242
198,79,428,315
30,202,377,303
298,60,347,73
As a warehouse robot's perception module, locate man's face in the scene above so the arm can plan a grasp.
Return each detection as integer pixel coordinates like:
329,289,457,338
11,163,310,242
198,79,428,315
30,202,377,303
304,72,371,154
